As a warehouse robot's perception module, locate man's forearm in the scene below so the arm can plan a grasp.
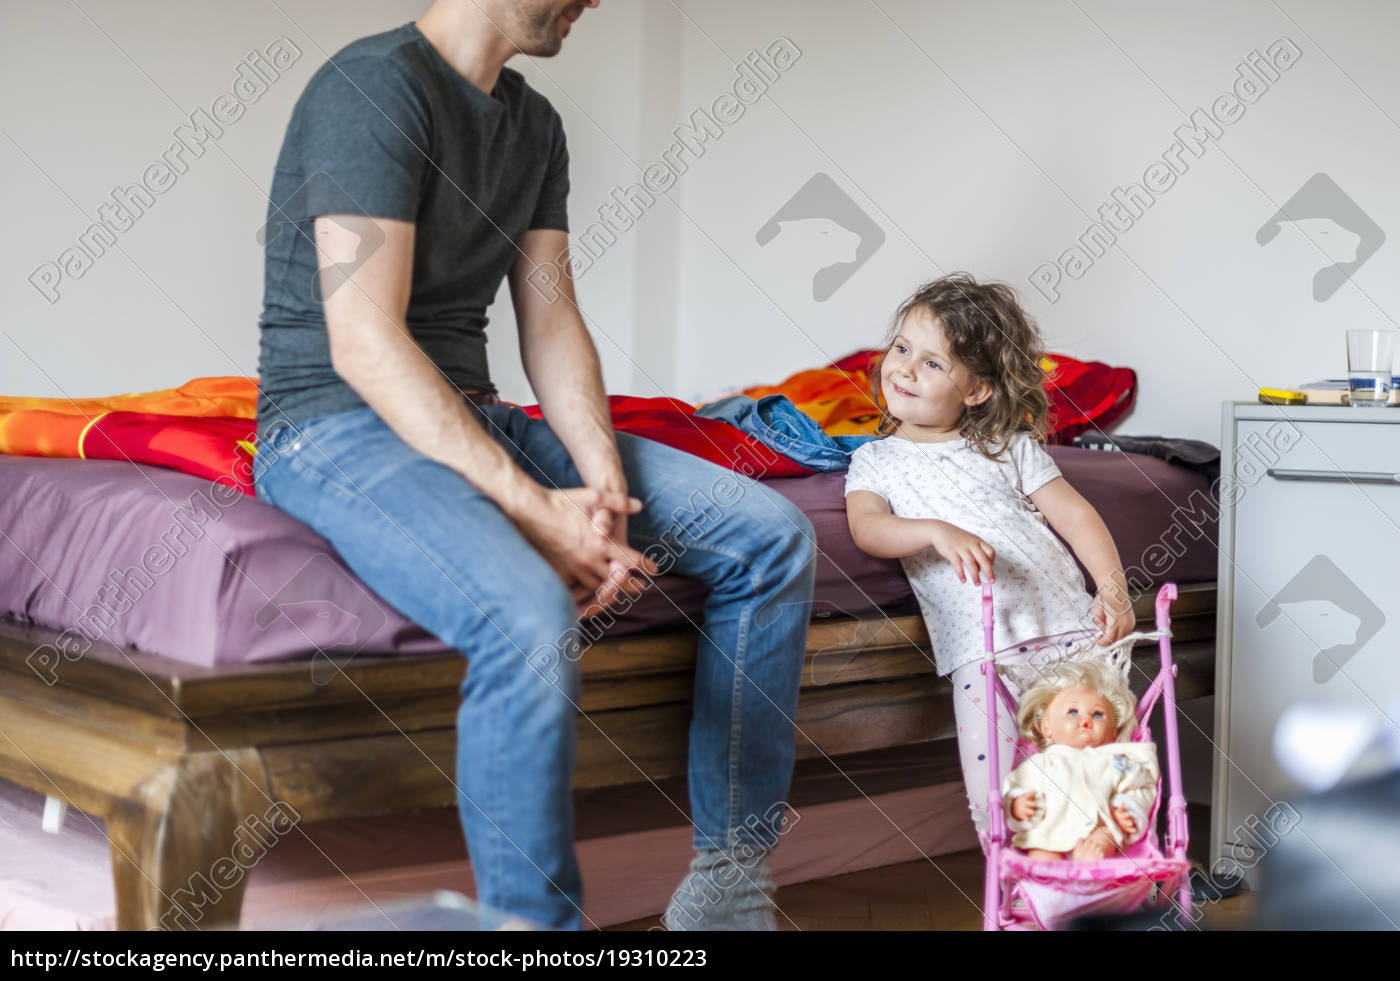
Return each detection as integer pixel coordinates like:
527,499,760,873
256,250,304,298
520,312,625,492
330,318,542,517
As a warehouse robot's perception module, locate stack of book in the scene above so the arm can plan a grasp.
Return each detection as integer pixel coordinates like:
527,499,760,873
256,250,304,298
1260,379,1400,406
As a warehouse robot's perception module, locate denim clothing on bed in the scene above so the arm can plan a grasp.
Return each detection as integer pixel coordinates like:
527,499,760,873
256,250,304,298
252,402,816,929
695,395,875,471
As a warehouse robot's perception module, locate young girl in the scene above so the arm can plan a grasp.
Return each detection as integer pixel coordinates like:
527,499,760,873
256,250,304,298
844,272,1136,847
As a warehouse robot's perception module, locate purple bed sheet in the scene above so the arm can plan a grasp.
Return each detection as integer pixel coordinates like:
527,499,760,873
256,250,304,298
0,446,1215,668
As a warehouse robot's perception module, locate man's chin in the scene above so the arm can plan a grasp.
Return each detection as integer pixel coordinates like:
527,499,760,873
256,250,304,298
516,40,563,57
513,14,571,58
522,27,566,57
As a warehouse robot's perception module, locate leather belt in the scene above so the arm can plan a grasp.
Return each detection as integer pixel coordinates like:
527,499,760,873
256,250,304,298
459,388,501,408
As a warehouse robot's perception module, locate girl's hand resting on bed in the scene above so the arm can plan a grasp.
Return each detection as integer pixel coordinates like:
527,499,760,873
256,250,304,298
928,521,995,585
1111,806,1138,837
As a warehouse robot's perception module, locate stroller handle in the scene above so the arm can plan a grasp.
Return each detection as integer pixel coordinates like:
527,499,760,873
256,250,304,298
982,582,995,655
1155,582,1177,631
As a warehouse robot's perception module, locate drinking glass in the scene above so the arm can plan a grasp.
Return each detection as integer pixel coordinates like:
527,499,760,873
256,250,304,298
1346,329,1395,407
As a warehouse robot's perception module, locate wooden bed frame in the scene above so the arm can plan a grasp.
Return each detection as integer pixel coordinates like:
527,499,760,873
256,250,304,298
0,583,1216,930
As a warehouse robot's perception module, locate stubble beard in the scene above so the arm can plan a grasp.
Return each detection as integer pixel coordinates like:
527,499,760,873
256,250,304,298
514,2,574,57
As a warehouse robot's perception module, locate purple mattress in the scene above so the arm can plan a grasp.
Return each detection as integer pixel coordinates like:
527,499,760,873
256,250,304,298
0,446,1215,668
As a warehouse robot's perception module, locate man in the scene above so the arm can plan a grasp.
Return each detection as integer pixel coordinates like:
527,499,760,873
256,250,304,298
253,0,816,929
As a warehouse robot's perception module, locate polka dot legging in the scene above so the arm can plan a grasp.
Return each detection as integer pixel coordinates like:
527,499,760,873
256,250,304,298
949,658,1020,849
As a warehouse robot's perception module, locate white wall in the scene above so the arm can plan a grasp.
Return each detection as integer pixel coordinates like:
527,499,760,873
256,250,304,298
669,0,1400,442
3,1,1397,444
0,0,656,404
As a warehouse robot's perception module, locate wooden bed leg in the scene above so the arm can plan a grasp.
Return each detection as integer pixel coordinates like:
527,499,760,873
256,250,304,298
106,749,280,932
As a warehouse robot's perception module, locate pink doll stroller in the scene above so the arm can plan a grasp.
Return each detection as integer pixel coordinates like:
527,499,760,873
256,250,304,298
980,582,1193,930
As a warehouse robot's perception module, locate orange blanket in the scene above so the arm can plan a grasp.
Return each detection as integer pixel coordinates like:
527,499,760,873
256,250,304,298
0,377,259,490
737,350,885,436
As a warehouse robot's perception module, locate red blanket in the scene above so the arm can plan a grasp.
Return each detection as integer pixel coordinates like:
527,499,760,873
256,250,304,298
519,396,812,479
0,377,259,492
0,351,1131,492
0,382,810,495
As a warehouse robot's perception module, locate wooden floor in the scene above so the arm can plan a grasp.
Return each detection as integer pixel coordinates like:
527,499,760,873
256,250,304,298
611,805,1255,931
611,849,1254,931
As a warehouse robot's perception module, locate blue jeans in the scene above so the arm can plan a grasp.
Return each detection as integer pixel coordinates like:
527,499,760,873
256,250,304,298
252,403,816,929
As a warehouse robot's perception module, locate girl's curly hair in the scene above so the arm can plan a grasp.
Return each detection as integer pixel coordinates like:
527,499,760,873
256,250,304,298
871,272,1049,458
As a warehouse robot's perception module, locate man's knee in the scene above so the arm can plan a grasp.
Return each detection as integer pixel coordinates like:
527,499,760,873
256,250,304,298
750,489,817,570
740,491,816,635
522,602,587,695
522,592,589,703
462,575,581,692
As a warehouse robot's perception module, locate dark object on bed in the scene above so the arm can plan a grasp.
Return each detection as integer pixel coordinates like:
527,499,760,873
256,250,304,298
1073,431,1222,482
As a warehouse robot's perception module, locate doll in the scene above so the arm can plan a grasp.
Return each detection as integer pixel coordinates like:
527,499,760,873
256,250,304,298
1002,659,1159,861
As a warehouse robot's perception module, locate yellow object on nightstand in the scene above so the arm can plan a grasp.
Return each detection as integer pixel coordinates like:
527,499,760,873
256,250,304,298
1257,387,1307,406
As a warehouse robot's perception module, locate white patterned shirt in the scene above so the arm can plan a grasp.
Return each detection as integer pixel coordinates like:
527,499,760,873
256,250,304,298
845,433,1094,675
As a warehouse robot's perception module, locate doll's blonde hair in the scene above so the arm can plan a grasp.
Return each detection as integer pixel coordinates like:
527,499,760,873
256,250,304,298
1015,659,1137,750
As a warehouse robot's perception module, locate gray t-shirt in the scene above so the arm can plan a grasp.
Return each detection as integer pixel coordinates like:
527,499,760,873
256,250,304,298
255,21,569,444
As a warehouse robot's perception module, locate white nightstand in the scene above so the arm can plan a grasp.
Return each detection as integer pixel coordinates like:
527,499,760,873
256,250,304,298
1213,402,1400,882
